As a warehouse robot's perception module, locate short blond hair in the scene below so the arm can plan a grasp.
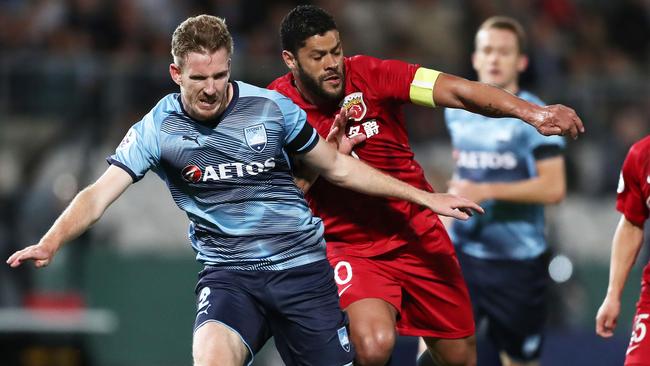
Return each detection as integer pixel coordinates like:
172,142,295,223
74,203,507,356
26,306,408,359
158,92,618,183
171,15,234,66
476,16,527,54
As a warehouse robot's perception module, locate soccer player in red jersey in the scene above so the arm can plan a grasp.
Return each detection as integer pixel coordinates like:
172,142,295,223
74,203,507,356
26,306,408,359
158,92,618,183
596,135,650,365
269,6,584,366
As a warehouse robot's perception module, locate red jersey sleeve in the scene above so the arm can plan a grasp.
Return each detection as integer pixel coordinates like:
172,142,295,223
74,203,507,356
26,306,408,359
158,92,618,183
350,55,419,103
616,142,649,227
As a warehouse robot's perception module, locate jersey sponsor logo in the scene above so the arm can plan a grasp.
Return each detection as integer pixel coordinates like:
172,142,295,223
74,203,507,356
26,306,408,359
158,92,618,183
348,120,380,140
342,92,367,122
181,158,276,183
337,326,351,352
117,128,136,151
244,124,267,152
456,150,518,170
182,165,202,183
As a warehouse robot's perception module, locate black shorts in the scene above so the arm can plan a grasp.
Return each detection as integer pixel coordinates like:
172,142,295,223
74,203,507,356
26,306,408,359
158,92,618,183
193,260,354,366
457,250,550,362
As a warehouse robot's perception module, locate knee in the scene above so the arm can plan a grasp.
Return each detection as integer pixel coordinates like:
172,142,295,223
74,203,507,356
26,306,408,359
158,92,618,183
353,329,396,366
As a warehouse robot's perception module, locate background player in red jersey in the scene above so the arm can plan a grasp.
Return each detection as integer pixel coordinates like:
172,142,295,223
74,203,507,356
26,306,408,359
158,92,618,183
269,5,584,366
596,135,650,365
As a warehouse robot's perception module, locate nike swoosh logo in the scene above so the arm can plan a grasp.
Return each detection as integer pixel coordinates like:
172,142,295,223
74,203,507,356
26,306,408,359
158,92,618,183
338,284,352,297
627,344,640,355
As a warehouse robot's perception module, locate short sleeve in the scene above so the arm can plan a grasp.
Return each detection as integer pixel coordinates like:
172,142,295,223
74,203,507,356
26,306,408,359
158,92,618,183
108,116,160,182
353,56,421,104
276,96,318,154
616,145,648,226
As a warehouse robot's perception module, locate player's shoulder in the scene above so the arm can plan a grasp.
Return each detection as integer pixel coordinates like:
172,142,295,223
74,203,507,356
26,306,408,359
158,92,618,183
140,93,183,128
236,80,302,116
628,135,650,161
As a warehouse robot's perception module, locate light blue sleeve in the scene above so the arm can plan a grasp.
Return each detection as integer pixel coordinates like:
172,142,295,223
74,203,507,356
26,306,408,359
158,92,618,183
275,96,318,153
109,114,161,182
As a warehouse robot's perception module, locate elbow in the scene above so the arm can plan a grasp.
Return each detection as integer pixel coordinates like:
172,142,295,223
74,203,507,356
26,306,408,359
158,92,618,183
545,185,566,204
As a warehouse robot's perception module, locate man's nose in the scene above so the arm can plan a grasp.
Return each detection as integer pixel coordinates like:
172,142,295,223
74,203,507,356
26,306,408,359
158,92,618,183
324,54,339,70
203,79,217,95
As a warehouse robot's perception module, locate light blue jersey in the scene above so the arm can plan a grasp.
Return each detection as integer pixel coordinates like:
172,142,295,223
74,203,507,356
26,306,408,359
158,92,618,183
445,91,564,260
109,81,325,270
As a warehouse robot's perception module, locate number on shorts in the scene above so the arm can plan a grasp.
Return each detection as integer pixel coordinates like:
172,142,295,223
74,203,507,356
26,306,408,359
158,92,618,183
631,313,650,345
197,287,211,311
334,261,353,285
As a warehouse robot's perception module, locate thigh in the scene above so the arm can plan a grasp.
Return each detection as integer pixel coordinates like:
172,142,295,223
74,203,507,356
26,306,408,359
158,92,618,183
397,234,474,338
625,299,650,366
269,260,354,366
193,322,248,366
194,270,271,363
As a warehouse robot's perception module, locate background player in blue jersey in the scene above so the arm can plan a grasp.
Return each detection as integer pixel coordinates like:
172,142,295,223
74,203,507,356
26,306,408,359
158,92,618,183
444,17,566,366
6,14,484,366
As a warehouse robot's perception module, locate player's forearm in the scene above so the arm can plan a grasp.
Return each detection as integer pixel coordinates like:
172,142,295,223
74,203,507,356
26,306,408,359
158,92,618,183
323,152,427,205
483,177,565,204
435,73,543,122
40,185,107,251
606,216,644,299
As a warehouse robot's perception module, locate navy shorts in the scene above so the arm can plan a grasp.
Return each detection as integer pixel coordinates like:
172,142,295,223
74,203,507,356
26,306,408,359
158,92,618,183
457,250,550,362
193,259,354,366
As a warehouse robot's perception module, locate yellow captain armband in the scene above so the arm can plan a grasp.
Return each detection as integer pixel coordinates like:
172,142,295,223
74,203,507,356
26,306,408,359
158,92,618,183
409,67,441,107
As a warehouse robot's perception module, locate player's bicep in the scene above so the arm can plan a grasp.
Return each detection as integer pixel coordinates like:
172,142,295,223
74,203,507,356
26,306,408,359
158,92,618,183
294,136,338,175
86,165,133,212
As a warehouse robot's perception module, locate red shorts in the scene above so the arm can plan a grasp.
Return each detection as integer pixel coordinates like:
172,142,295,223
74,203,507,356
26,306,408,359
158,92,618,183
328,223,474,339
626,296,650,365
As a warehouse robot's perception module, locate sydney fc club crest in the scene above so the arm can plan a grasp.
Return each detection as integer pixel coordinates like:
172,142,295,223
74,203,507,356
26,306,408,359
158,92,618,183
244,124,267,152
342,92,367,121
337,326,351,352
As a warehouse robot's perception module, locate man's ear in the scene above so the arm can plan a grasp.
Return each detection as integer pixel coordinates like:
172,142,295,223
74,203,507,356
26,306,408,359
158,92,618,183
169,63,182,86
517,54,529,73
282,50,297,70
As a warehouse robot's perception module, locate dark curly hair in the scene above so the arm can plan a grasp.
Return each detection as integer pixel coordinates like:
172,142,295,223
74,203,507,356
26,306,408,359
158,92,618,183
280,5,338,54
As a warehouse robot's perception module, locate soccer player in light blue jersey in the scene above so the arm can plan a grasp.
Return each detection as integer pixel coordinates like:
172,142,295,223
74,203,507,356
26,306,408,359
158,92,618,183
444,17,566,366
6,15,484,366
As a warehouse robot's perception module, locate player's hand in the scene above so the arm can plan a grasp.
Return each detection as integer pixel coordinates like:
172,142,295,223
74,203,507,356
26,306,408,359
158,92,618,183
448,179,489,204
596,296,621,338
6,242,57,268
423,193,484,220
326,107,366,155
531,104,585,139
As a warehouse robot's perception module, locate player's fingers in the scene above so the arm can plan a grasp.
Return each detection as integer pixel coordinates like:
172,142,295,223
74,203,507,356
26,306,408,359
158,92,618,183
326,126,339,142
35,259,50,268
348,134,366,146
450,208,470,221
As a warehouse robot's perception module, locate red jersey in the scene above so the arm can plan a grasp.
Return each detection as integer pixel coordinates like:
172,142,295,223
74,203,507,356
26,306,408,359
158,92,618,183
616,135,650,291
269,55,441,257
617,135,650,227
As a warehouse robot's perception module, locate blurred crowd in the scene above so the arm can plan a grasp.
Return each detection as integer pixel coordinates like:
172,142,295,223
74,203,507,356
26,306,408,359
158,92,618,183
0,0,648,318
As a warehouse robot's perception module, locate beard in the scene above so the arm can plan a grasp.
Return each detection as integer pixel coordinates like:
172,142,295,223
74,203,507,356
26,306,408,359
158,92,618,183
295,62,345,105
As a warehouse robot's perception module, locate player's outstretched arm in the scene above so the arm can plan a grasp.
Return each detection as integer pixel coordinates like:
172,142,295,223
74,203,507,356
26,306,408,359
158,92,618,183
596,216,645,338
292,108,365,193
295,137,483,220
6,165,133,268
448,156,566,205
433,73,585,139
